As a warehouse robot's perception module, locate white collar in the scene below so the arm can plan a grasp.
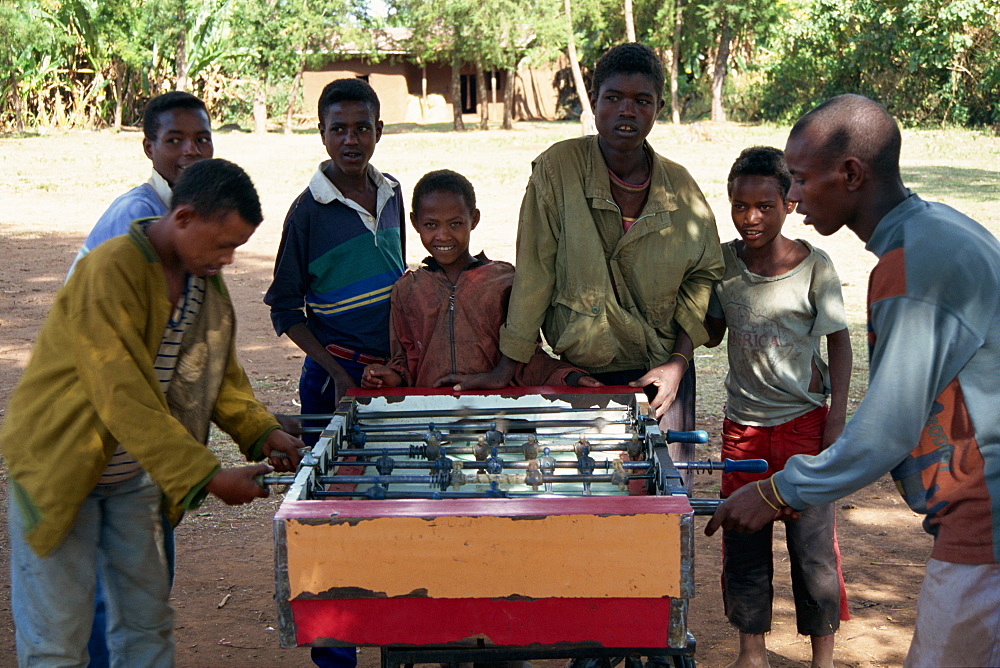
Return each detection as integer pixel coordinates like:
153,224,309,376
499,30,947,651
147,170,173,209
308,161,397,206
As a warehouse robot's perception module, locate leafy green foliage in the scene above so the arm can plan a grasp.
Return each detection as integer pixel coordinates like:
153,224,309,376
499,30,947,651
754,0,1000,126
1,0,998,131
387,0,565,129
0,1,64,130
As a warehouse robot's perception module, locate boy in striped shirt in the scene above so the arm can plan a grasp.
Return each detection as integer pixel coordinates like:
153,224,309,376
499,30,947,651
3,159,303,665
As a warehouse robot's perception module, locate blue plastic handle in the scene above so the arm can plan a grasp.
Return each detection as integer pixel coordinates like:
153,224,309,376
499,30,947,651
723,458,768,473
665,429,709,444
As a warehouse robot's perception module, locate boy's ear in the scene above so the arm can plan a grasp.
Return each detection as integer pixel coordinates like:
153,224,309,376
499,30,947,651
409,210,418,228
374,119,384,143
142,136,155,161
471,209,481,230
841,156,865,192
171,203,197,229
784,198,796,214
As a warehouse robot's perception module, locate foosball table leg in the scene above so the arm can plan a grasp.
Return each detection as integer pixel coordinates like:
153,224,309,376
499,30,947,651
643,631,696,667
379,646,415,668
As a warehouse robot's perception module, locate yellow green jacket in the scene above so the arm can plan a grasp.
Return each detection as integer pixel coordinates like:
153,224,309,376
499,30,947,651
2,222,279,556
500,136,724,374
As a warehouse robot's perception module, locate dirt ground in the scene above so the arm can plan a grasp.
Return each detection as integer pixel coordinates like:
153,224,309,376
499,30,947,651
2,122,988,667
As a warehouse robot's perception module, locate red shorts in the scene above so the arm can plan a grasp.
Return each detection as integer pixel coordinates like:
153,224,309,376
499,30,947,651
721,405,827,497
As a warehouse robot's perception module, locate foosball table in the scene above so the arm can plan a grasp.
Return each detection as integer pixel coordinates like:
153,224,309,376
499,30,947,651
266,387,765,668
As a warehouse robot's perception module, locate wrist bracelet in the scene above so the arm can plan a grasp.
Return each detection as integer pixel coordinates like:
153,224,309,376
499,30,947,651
669,351,690,368
757,480,780,512
770,477,788,507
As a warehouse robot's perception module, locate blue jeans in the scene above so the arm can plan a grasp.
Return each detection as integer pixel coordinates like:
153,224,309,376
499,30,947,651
88,516,175,668
9,473,173,667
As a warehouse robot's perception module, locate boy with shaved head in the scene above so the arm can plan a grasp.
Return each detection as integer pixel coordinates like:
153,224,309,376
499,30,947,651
706,94,1000,667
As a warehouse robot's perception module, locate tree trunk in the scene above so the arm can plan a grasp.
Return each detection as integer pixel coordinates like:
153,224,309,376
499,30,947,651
176,6,189,92
9,77,24,133
502,66,515,130
111,60,124,131
253,80,267,134
77,72,105,128
52,86,66,128
476,58,489,130
420,63,427,121
710,15,731,123
564,0,595,134
112,87,123,130
670,0,683,124
284,64,304,135
624,0,636,42
451,50,465,131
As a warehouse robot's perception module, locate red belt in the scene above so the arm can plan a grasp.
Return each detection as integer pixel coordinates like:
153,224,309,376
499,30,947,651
325,343,387,366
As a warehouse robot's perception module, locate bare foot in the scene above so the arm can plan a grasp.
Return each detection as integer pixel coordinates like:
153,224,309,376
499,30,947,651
724,632,770,668
810,633,835,668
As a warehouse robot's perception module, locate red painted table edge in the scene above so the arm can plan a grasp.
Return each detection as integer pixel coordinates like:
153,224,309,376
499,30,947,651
291,597,675,648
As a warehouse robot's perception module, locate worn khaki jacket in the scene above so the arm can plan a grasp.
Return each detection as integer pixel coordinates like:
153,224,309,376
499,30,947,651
2,222,279,556
500,136,724,374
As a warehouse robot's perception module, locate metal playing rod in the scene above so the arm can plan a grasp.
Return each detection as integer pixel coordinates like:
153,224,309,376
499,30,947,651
280,406,631,422
353,433,638,445
313,459,638,471
333,442,634,456
354,405,627,419
355,418,626,432
257,473,642,486
318,458,767,473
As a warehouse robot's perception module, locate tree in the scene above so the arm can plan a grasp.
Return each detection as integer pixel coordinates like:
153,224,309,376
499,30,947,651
390,0,564,131
0,1,62,132
564,0,596,133
624,0,636,41
472,0,565,129
389,0,468,130
279,0,373,133
757,0,1000,126
5,0,997,133
228,0,299,133
43,0,152,128
450,24,465,130
658,0,778,123
669,0,683,123
709,10,730,122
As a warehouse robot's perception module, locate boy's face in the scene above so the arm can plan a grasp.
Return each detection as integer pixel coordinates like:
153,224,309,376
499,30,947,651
175,207,256,278
784,129,849,236
590,73,664,155
411,190,479,273
730,175,794,251
143,108,213,187
319,101,383,180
